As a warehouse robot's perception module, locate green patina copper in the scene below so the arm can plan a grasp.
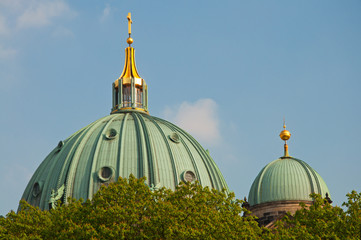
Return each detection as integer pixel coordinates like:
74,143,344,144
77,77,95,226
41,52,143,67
248,157,330,206
21,16,229,211
21,112,229,210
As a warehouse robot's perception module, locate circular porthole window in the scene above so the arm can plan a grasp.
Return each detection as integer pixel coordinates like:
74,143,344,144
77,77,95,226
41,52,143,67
182,170,196,183
105,128,117,140
32,181,43,197
169,132,180,143
98,166,114,182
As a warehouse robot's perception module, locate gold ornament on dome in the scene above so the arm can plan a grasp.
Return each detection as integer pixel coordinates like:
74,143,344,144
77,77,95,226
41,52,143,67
280,120,291,157
280,125,291,141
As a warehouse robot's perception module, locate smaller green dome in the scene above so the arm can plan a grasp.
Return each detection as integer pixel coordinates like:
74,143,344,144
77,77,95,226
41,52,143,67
248,157,330,206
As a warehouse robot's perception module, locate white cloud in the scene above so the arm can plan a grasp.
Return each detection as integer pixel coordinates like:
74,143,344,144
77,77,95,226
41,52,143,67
100,4,111,22
163,98,221,146
0,1,76,62
16,0,72,29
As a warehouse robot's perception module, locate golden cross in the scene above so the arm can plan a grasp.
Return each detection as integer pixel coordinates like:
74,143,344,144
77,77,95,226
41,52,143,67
127,12,132,35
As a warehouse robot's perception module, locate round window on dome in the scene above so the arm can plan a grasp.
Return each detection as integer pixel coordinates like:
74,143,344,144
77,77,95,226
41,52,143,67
105,128,117,140
169,132,180,143
182,170,196,183
98,166,114,182
32,181,42,197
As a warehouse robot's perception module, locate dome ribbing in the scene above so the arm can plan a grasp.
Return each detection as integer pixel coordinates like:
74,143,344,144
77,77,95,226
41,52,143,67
21,112,229,210
248,157,330,206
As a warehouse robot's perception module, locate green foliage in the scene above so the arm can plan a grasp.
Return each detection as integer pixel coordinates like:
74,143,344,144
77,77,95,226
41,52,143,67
0,175,261,239
343,190,361,239
2,177,361,239
0,201,51,239
272,192,361,240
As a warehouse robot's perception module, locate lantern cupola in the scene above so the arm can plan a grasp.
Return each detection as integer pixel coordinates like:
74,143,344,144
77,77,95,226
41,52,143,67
111,12,148,114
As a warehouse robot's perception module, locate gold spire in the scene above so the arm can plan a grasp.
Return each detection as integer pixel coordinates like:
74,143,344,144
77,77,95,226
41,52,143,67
111,12,148,114
126,12,133,46
279,120,291,157
115,12,142,87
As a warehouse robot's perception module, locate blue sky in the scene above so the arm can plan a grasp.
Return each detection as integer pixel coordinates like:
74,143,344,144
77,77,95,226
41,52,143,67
1,0,360,216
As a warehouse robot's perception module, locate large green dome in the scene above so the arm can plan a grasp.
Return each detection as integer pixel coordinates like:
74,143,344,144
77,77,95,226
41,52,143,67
248,156,330,206
20,16,228,210
21,111,228,210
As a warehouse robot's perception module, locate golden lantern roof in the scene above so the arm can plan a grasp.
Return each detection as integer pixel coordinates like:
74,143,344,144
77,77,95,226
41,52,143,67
116,47,142,86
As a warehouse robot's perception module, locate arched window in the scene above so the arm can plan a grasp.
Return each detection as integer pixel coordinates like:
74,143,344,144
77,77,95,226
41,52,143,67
135,86,143,108
122,85,131,107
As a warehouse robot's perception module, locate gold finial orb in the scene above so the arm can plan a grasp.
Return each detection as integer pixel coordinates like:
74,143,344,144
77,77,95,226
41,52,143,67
127,37,133,45
280,129,291,141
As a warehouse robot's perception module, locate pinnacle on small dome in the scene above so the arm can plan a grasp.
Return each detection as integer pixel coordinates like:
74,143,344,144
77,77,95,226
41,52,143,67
279,121,291,157
280,124,291,141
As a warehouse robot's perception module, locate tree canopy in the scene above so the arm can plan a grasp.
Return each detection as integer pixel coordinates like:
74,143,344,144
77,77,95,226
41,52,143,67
1,175,361,239
0,175,261,239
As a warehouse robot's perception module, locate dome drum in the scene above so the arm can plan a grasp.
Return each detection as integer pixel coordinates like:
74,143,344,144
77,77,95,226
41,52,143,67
249,200,313,227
